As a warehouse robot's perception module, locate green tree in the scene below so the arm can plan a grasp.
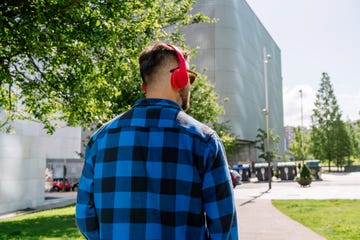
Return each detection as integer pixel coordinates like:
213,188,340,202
187,71,224,125
213,122,238,156
333,119,350,170
0,0,213,133
345,120,360,165
356,118,360,158
310,72,350,171
255,128,280,162
255,127,280,189
289,127,313,161
289,127,307,161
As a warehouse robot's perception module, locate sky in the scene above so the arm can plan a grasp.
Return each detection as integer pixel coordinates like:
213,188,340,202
246,0,360,127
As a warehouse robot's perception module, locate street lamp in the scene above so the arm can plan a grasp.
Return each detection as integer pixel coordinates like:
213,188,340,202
263,48,271,155
263,47,272,189
299,89,304,163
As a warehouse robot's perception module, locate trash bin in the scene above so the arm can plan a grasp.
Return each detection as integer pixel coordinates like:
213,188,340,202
232,164,251,182
305,160,322,179
277,162,297,180
254,162,272,181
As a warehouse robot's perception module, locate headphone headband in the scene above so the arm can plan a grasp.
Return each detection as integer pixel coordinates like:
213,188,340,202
142,43,189,93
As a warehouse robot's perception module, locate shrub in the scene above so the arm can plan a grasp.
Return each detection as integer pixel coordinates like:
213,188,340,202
296,164,313,186
299,164,313,180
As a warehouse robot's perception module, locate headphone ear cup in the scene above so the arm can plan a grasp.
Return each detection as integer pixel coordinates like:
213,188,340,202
171,68,188,89
167,44,188,89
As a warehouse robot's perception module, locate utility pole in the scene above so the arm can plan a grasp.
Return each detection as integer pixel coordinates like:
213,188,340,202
299,89,304,164
263,47,272,189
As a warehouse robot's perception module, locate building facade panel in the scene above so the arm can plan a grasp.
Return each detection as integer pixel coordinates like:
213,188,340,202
0,120,81,214
184,0,284,165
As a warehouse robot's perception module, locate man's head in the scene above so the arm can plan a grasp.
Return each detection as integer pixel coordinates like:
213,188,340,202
138,41,197,111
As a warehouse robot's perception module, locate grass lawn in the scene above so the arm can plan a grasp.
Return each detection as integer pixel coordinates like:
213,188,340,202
2,200,360,239
272,199,360,240
0,205,84,240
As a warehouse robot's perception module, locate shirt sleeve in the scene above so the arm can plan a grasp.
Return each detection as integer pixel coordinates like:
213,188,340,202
202,135,239,240
76,138,100,240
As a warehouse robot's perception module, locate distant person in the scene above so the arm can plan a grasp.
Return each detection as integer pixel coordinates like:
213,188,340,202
76,41,238,239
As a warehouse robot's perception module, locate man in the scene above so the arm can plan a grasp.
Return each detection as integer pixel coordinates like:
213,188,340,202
76,41,238,239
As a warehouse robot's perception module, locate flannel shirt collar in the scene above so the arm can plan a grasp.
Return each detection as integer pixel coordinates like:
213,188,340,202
134,98,182,110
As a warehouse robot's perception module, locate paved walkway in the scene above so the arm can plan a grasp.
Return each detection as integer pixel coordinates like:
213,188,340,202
237,199,325,240
1,172,360,239
234,172,360,240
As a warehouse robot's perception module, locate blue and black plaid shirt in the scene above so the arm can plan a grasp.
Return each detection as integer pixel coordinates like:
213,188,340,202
76,98,238,240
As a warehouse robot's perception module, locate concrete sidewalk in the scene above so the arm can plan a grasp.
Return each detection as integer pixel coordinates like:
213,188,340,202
0,192,77,220
234,172,360,239
236,196,326,240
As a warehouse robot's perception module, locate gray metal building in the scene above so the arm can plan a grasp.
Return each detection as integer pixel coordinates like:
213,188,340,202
183,0,284,165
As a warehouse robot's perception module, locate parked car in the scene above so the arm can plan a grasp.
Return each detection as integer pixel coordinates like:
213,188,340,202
230,170,241,188
52,178,72,192
72,182,79,192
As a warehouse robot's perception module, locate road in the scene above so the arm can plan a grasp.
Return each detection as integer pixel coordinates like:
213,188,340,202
234,172,360,203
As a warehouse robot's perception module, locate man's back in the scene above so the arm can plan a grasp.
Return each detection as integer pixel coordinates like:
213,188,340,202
76,98,238,239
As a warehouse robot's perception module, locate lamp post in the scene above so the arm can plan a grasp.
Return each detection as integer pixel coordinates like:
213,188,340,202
263,47,272,189
299,89,304,163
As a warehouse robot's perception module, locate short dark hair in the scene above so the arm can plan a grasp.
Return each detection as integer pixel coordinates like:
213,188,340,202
138,41,188,83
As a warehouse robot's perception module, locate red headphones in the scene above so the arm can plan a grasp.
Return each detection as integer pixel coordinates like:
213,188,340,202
142,44,188,93
167,44,189,89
